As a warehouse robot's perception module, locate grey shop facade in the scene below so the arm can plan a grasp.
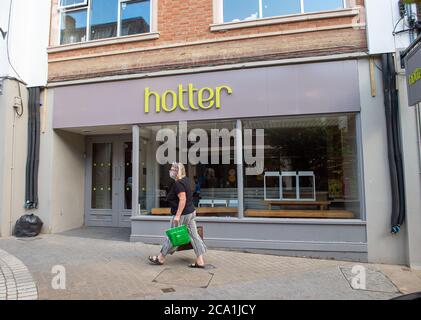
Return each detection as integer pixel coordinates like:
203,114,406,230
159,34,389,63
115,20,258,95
52,58,370,261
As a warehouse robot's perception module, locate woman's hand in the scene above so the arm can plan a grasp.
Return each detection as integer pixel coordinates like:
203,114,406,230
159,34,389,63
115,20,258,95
173,215,180,226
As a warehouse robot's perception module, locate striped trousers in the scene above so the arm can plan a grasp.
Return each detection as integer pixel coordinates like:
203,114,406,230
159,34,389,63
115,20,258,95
160,211,207,257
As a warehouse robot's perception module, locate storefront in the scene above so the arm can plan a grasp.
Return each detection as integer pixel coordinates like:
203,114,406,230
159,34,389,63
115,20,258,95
52,58,368,261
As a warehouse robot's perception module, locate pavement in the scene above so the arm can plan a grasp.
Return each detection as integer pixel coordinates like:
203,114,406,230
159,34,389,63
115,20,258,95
1,227,421,300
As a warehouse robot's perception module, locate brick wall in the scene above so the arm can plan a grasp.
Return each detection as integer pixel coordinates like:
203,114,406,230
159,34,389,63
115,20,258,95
48,0,367,82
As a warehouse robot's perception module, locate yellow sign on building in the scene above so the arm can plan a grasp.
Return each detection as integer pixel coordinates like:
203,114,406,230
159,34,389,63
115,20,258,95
144,84,233,113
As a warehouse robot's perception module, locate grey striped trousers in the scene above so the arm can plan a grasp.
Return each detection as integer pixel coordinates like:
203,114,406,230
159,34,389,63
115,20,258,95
161,211,207,257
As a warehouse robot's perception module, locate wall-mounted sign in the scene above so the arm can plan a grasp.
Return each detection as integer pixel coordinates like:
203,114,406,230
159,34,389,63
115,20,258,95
53,60,360,128
144,84,233,113
405,43,421,106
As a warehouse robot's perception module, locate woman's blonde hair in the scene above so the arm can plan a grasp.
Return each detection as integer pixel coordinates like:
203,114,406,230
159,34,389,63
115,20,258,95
172,162,186,180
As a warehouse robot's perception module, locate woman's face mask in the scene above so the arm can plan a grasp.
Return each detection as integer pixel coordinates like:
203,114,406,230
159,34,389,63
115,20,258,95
169,168,177,179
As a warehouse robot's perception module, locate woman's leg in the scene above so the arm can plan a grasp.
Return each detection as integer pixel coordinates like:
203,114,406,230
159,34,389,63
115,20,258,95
153,216,178,263
186,212,207,265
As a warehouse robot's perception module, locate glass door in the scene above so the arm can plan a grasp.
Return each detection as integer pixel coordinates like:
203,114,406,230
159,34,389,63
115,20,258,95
86,135,132,227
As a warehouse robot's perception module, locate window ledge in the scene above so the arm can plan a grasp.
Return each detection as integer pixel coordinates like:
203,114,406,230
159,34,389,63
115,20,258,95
210,8,360,32
131,215,366,225
47,32,160,53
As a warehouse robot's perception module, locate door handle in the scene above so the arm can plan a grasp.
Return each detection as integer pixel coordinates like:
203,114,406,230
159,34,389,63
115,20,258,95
120,166,123,181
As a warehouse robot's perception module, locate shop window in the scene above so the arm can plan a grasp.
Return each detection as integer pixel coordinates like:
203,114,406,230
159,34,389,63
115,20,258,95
138,121,238,218
243,113,361,219
59,0,152,45
222,0,345,23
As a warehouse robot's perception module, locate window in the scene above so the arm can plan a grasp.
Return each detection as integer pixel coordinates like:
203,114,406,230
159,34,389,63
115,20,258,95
262,0,301,18
138,120,238,218
59,0,152,45
223,0,345,23
243,113,361,219
60,9,88,44
60,0,87,9
90,0,118,40
120,0,151,36
223,0,259,23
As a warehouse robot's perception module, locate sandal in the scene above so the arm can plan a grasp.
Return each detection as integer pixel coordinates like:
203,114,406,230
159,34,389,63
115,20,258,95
188,262,205,269
148,255,163,265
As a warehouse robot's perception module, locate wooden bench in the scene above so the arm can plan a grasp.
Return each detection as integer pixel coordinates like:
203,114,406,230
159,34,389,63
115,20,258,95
262,200,331,210
150,207,237,217
245,209,354,219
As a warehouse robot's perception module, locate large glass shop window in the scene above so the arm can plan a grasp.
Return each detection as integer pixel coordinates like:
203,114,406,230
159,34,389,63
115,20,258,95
138,121,238,217
242,113,361,219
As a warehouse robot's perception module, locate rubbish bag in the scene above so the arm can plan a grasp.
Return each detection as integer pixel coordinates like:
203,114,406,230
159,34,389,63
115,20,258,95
13,214,43,237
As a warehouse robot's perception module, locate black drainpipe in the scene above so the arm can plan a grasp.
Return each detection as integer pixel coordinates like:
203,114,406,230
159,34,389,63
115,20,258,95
24,87,41,209
381,53,406,234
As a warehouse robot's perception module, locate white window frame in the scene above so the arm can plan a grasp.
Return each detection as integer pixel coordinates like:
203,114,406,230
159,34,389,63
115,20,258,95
59,0,88,10
117,0,152,37
58,0,155,46
58,5,90,45
220,0,347,23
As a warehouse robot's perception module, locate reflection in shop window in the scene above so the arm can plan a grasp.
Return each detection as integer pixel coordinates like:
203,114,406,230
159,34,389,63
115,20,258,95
243,113,361,219
303,0,344,13
138,121,238,218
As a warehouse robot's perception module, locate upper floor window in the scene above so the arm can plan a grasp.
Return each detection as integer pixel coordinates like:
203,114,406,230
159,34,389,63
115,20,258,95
223,0,345,23
60,0,151,45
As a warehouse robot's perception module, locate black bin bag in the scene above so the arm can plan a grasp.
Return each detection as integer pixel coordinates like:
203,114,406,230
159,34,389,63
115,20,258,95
13,214,43,237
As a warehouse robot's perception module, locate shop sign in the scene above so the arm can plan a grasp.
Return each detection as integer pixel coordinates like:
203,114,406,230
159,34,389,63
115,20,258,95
405,43,421,106
144,84,233,113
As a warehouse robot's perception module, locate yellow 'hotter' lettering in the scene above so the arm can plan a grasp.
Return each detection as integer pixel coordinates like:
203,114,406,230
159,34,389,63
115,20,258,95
144,84,233,113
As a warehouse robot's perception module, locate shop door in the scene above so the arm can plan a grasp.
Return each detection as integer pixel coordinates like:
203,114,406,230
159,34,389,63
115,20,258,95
85,136,132,227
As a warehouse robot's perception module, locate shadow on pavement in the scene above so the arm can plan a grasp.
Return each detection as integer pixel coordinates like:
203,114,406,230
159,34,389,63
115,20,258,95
58,227,131,242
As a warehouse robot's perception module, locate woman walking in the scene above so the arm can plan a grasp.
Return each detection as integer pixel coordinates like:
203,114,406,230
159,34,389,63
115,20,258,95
148,162,207,268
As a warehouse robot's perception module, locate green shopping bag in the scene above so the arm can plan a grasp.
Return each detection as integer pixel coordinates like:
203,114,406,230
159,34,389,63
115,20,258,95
165,224,191,247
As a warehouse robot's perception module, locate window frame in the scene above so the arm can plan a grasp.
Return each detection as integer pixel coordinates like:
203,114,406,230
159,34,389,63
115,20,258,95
117,0,152,38
58,0,153,45
58,5,89,45
59,0,88,10
220,0,347,23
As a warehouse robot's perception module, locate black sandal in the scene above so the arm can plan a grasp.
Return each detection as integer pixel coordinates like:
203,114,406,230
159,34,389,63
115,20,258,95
188,263,205,269
148,255,163,265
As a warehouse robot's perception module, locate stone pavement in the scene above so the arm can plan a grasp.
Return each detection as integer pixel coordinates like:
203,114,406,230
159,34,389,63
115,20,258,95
0,248,38,300
0,227,420,300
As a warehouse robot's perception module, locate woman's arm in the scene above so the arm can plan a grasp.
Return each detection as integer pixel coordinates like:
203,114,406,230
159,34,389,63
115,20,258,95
174,192,186,224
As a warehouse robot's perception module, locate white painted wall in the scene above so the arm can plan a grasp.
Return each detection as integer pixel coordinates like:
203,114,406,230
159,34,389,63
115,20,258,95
359,58,408,265
365,0,418,54
395,57,421,270
0,0,50,86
